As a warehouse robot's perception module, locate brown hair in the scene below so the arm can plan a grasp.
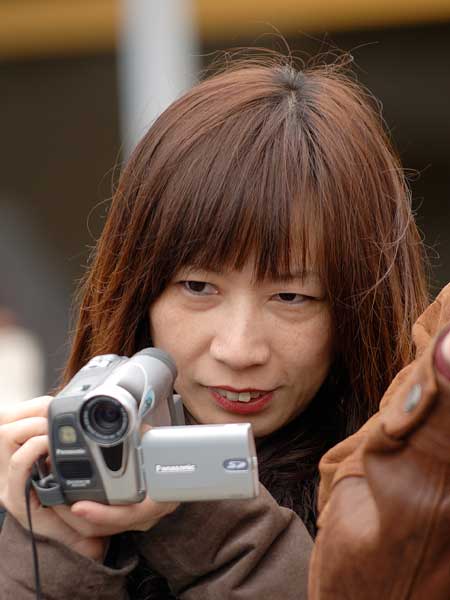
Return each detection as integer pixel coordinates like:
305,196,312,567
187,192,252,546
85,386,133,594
64,54,428,542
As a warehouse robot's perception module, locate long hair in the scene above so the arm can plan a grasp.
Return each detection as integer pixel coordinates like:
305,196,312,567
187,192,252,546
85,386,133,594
63,53,428,596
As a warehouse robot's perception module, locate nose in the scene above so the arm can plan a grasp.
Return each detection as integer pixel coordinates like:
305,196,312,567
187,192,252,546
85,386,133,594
209,305,270,370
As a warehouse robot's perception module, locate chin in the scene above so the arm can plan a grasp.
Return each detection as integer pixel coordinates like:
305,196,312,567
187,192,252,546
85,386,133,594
240,414,281,438
252,423,279,438
185,405,284,438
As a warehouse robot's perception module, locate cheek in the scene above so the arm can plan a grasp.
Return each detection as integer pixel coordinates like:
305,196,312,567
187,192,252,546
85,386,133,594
150,305,189,396
149,299,207,373
284,314,334,384
308,322,334,366
149,301,178,354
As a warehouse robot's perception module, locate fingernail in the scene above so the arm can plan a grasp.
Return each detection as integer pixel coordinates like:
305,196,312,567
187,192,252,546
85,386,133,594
435,328,450,380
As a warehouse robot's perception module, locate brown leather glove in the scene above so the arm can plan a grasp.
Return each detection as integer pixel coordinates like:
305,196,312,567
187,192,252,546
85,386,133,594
309,324,450,600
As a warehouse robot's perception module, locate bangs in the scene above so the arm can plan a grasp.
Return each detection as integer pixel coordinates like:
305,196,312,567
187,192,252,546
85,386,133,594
155,100,317,282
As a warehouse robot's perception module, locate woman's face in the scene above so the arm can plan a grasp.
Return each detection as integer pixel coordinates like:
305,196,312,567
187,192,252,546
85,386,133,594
149,259,334,437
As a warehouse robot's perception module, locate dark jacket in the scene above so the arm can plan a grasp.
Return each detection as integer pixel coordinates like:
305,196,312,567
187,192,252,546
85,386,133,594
0,485,312,599
1,283,449,599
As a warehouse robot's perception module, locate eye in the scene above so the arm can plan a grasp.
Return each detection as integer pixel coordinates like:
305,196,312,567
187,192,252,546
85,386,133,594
274,292,310,305
180,281,218,295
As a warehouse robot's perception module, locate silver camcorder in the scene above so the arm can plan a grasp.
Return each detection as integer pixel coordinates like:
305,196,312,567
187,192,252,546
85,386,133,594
33,348,259,506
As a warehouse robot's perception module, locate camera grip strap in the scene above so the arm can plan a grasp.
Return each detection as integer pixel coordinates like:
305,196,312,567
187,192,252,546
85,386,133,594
31,479,65,506
31,458,65,506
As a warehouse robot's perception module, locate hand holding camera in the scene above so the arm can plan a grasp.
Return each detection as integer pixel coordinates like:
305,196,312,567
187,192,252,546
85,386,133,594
0,347,259,560
0,396,109,561
33,348,258,507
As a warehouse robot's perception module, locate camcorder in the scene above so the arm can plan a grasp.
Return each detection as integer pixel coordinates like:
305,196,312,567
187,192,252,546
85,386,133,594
32,348,259,506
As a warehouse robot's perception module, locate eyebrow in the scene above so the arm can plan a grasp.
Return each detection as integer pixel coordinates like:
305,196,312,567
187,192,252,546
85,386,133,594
179,266,319,283
269,269,319,283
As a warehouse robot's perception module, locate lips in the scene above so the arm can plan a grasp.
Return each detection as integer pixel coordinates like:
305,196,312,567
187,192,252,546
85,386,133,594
214,388,268,403
209,387,274,415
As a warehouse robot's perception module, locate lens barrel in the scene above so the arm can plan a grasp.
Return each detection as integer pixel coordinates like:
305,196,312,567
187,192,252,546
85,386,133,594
81,396,129,444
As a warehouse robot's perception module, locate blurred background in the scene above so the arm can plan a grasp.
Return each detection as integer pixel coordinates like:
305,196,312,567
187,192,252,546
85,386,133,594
1,0,449,395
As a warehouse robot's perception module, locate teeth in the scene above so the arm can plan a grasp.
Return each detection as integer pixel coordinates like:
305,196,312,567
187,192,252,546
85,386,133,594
217,389,238,400
216,389,265,403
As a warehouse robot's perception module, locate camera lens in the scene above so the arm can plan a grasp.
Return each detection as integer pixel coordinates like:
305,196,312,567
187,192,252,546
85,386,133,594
81,396,128,443
92,401,121,432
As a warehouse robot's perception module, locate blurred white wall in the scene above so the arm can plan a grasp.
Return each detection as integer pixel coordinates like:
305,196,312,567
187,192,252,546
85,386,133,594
0,322,44,404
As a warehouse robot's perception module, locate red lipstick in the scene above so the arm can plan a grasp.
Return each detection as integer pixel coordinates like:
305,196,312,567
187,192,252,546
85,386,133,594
213,385,271,393
209,387,273,415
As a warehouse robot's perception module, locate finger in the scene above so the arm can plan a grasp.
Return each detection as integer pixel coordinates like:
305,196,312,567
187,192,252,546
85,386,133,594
71,497,178,533
0,396,52,425
8,435,49,500
70,498,153,527
51,504,102,539
0,417,48,448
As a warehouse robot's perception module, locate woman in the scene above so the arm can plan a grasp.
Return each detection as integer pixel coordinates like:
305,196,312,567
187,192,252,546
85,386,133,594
0,54,448,599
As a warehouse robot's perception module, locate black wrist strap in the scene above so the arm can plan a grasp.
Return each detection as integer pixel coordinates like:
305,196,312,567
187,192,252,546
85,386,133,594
25,477,42,600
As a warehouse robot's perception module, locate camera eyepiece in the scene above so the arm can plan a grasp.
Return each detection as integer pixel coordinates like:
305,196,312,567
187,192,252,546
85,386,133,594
81,396,129,444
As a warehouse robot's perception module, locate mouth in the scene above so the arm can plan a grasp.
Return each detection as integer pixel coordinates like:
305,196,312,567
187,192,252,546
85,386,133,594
208,386,274,415
213,387,270,403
